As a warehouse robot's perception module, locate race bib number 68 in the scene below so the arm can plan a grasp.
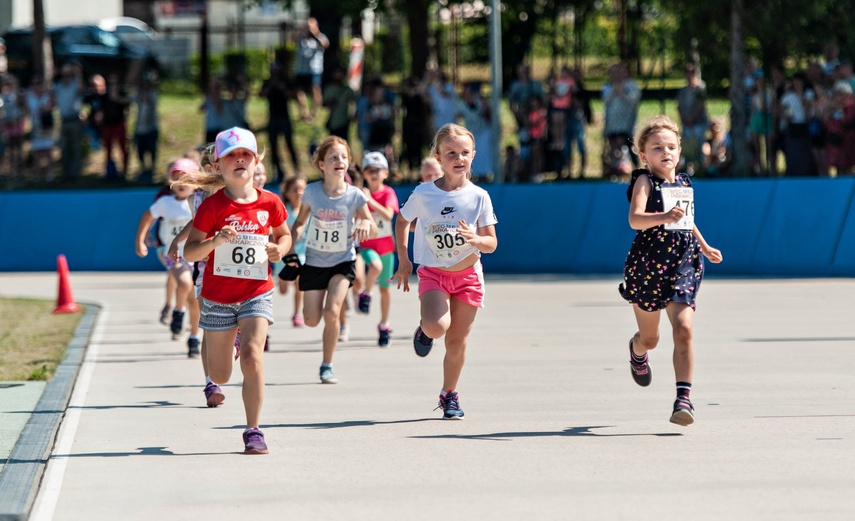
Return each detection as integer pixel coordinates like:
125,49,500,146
213,232,269,280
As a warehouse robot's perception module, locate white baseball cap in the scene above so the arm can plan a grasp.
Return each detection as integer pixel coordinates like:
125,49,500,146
215,127,258,159
362,151,388,170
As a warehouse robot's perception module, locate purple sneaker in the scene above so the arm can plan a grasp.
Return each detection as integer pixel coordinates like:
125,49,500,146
243,427,269,454
204,382,224,408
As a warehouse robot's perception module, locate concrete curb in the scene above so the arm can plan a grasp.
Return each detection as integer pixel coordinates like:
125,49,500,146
0,304,100,521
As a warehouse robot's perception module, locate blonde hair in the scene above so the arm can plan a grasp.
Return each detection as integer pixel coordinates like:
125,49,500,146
430,123,475,156
420,156,440,170
312,136,352,171
633,115,681,158
172,162,224,193
199,143,216,169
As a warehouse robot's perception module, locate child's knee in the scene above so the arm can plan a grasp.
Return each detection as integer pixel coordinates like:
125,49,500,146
637,332,660,350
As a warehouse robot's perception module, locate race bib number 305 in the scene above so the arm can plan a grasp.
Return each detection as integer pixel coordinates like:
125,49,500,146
306,219,347,252
661,186,695,231
423,222,477,261
213,232,269,280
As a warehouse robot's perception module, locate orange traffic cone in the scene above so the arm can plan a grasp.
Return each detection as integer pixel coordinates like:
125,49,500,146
53,254,81,314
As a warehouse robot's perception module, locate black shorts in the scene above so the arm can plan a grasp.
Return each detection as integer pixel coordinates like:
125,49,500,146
299,261,356,291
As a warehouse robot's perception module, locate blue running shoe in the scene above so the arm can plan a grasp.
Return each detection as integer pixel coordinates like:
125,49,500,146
170,309,185,338
436,391,464,420
357,292,371,314
413,326,433,357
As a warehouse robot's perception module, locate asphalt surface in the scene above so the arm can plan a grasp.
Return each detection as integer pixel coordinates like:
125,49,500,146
0,272,853,521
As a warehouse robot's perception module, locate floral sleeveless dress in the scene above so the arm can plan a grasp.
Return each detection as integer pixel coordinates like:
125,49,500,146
618,170,703,312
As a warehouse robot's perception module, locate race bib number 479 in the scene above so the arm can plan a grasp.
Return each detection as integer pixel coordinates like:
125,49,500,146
661,186,694,231
213,232,269,280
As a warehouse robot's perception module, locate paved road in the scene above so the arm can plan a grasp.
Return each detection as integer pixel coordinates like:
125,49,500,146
1,272,854,520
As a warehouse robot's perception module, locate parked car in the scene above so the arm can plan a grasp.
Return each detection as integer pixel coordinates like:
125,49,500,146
2,24,159,87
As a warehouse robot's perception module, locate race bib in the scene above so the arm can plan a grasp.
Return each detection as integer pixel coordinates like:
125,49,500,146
661,186,695,231
212,232,269,280
376,218,393,238
423,221,477,262
158,217,190,246
306,219,347,253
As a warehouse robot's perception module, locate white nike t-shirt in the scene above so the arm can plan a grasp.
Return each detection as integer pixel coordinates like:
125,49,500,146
149,195,193,257
400,181,498,269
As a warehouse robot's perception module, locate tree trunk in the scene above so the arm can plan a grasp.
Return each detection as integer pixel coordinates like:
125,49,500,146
729,0,749,177
406,0,430,77
32,0,47,80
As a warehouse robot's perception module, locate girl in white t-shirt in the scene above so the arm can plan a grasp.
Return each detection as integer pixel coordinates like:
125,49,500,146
135,168,201,354
392,123,498,419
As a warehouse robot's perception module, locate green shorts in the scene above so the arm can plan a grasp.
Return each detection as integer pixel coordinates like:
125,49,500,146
360,250,395,288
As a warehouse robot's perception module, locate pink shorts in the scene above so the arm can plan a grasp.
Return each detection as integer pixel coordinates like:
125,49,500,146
417,263,485,308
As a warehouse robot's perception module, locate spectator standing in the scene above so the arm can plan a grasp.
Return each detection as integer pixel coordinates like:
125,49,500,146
293,17,329,122
676,64,709,176
322,65,356,141
99,73,131,178
508,64,544,129
779,73,816,176
364,78,397,174
26,76,55,181
602,63,641,173
221,77,249,130
458,81,493,182
399,75,431,181
200,77,225,144
702,118,730,176
134,77,160,181
1,75,26,176
546,66,575,178
426,71,459,133
567,67,591,178
83,74,106,152
824,81,855,175
53,64,85,179
526,95,548,182
260,63,300,184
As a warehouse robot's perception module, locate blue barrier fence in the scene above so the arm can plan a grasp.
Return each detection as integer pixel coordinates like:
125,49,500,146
1,177,853,276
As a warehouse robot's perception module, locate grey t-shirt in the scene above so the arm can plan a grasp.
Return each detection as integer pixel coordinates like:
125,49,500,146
301,181,369,267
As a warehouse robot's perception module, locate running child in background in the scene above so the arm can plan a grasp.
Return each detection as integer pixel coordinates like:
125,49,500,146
356,151,400,348
419,156,443,183
286,136,376,384
135,158,203,356
184,127,291,454
252,162,272,352
277,175,308,327
392,123,498,420
152,160,183,325
618,115,723,427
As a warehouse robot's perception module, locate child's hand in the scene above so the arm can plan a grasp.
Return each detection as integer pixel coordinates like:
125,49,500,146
457,220,479,247
167,242,180,262
703,246,723,263
136,243,148,258
214,225,238,245
664,205,685,224
393,258,413,292
353,220,372,242
266,242,283,263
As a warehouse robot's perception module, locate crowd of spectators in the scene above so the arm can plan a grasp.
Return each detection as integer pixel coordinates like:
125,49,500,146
2,27,853,184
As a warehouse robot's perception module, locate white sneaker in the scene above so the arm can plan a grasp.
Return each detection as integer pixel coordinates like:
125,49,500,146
338,323,350,342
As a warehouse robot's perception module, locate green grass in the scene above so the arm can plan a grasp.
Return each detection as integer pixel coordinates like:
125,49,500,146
0,298,84,381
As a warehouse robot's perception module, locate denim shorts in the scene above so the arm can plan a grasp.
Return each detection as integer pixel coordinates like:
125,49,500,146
199,290,274,331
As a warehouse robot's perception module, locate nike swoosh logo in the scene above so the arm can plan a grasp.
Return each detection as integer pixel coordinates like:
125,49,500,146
440,208,454,215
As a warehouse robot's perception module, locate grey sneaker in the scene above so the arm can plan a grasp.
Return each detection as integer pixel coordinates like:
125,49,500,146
320,365,338,384
670,397,695,426
435,391,464,420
